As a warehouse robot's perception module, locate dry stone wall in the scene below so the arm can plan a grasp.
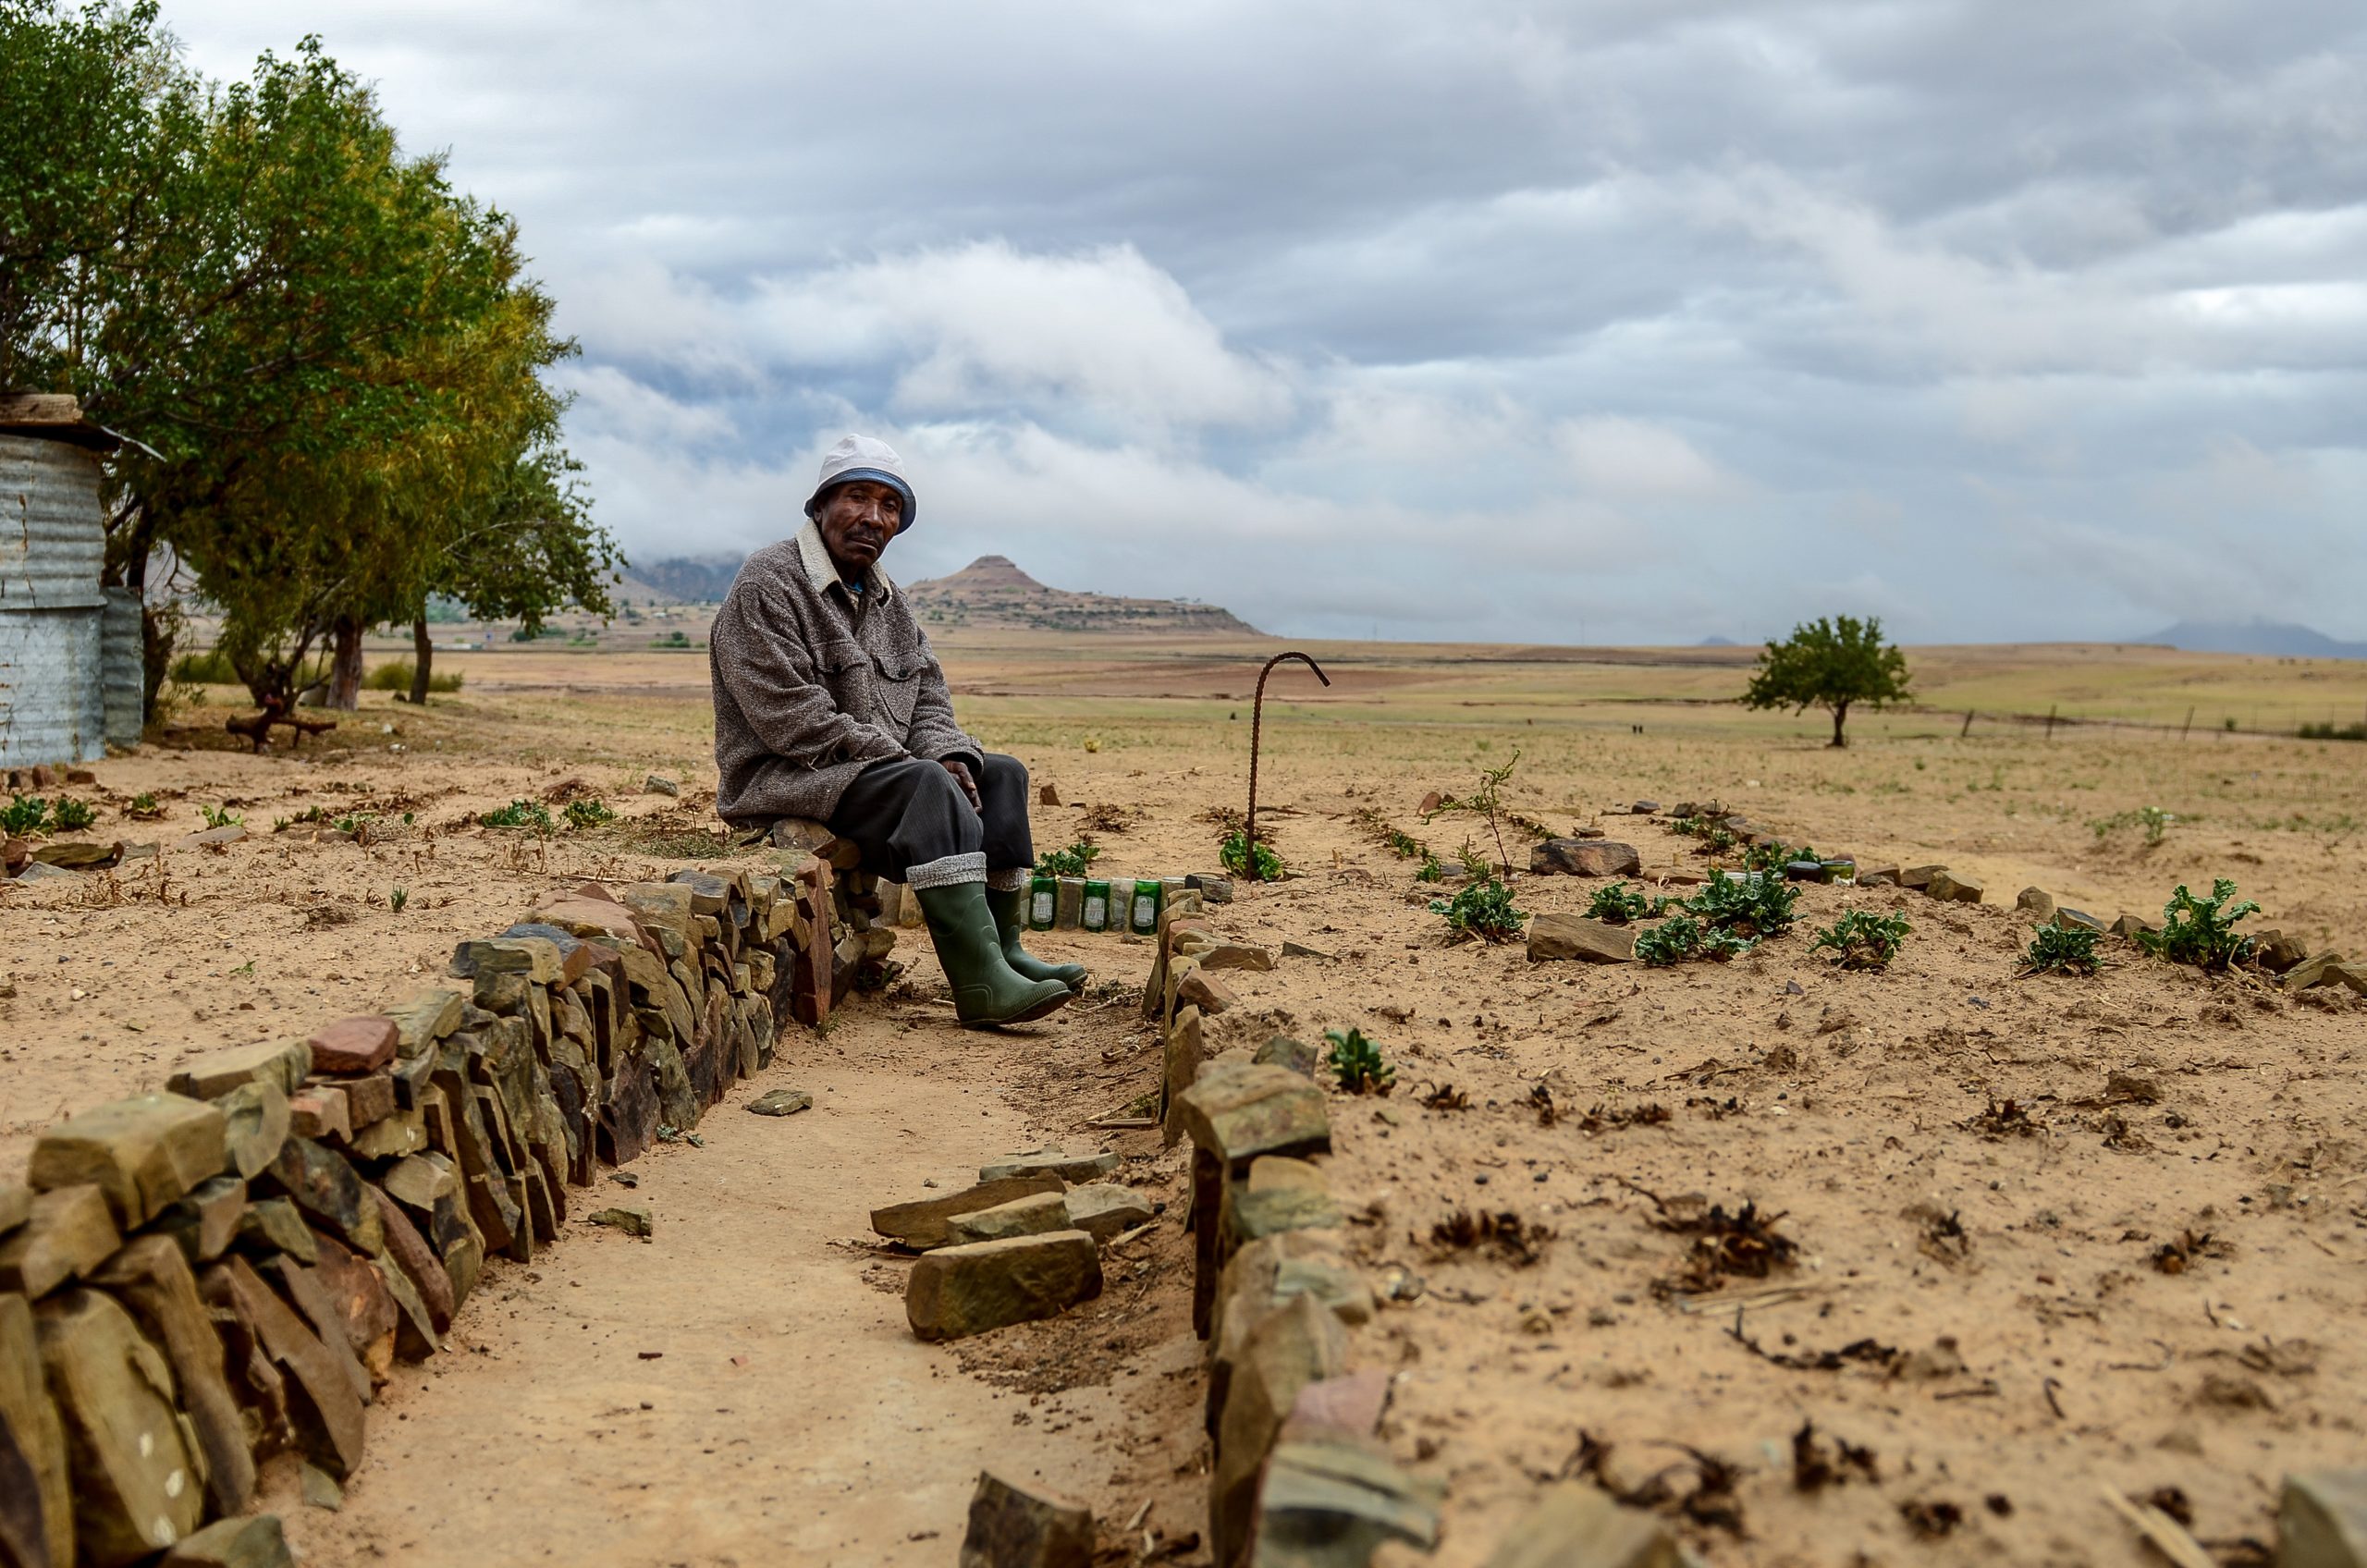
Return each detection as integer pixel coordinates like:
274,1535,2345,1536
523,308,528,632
0,832,886,1567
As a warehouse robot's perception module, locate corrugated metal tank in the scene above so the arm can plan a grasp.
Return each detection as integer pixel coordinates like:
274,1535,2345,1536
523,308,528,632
0,431,110,766
102,585,145,747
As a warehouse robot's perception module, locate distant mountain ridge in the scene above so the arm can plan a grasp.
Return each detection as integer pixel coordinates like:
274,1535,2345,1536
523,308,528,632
905,556,1260,635
2144,619,2367,660
627,556,744,604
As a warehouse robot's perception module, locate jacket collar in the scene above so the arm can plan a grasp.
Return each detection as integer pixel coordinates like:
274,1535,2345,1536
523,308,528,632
793,518,894,604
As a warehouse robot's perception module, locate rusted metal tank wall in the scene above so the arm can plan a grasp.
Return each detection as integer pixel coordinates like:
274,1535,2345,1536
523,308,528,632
0,431,110,766
102,585,144,747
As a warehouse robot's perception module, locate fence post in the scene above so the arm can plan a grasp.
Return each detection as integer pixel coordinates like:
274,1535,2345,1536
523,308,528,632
2181,705,2193,741
1959,710,1974,739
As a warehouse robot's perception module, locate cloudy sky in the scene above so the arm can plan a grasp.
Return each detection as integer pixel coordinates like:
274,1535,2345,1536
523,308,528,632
168,1,2366,644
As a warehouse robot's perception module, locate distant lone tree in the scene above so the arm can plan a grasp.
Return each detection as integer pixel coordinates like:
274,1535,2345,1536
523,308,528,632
1741,616,1912,748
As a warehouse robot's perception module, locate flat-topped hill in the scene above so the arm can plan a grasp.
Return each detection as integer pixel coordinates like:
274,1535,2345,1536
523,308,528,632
903,556,1260,635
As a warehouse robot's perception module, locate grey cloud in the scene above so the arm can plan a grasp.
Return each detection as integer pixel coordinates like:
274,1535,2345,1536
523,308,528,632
159,0,2367,643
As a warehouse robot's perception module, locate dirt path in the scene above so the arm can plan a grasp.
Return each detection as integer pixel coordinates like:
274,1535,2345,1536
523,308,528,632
274,994,1194,1567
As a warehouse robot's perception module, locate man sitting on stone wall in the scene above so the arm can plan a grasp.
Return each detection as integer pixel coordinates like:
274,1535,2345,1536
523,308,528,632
708,435,1082,1027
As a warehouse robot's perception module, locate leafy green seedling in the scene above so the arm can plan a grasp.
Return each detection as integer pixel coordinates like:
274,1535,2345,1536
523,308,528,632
1037,838,1102,877
388,887,410,913
1810,909,1910,970
1585,881,1662,925
1429,877,1526,943
1323,1028,1394,1096
2021,923,2101,976
1634,914,1753,967
3,796,52,837
1685,870,1799,938
2138,879,2258,971
50,798,97,832
199,803,242,829
480,800,553,832
564,798,616,830
1217,830,1280,881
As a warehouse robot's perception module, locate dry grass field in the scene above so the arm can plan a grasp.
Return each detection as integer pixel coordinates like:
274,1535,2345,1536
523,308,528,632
4,631,2361,1565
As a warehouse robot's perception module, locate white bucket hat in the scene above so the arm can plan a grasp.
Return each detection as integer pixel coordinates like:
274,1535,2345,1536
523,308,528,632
803,434,916,532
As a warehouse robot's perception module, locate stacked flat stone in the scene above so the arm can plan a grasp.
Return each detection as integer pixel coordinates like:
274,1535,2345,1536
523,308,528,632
876,1147,1151,1343
0,863,854,1564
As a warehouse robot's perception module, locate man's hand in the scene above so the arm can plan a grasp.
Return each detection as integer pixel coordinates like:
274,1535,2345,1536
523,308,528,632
940,757,982,812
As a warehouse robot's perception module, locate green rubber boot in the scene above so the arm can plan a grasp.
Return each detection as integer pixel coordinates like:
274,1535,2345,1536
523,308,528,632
916,882,1074,1028
987,887,1088,993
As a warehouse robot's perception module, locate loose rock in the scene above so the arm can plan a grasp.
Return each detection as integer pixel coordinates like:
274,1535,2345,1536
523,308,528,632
978,1149,1119,1184
2278,1469,2367,1568
905,1231,1102,1341
947,1192,1070,1245
1926,871,1984,903
1532,839,1642,877
587,1207,654,1239
744,1088,813,1117
1063,1183,1154,1243
1527,913,1637,965
958,1469,1094,1568
158,1513,295,1568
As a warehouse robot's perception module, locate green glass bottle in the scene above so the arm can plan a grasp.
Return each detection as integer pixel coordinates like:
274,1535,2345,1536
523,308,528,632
1129,876,1161,936
1027,874,1057,931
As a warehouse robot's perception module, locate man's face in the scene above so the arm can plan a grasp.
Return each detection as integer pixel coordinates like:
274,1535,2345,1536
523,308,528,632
815,481,903,574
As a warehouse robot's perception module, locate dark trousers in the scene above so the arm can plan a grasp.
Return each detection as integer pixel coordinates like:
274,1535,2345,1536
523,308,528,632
825,753,1035,885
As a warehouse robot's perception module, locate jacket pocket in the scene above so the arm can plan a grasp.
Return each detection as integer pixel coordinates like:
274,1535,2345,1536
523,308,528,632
869,649,920,729
815,640,873,729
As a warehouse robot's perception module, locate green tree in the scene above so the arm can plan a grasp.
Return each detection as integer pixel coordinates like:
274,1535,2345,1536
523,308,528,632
1,9,619,716
1740,615,1912,748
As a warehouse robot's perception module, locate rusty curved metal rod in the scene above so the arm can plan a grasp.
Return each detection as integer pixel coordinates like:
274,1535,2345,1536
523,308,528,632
1244,651,1331,881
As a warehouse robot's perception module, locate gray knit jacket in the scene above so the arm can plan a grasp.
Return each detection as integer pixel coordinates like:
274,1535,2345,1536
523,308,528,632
709,521,981,826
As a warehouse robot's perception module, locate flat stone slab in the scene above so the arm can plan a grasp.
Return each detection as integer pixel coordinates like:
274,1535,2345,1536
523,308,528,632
166,1039,312,1101
1175,1064,1332,1167
2279,1469,2367,1568
947,1191,1070,1246
1064,1183,1155,1243
872,1174,1067,1251
745,1088,813,1117
306,1016,398,1075
384,988,465,1060
34,1287,206,1561
1926,870,1983,903
161,1513,296,1566
0,1293,68,1568
960,1469,1095,1568
30,1092,227,1229
978,1149,1120,1184
264,1138,382,1256
1527,913,1637,964
906,1231,1102,1342
218,1081,290,1180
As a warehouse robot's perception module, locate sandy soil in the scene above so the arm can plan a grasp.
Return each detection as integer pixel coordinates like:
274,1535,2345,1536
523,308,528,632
5,635,2363,1565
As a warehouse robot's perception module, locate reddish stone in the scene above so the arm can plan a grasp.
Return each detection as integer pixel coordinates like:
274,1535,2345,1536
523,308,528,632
307,1016,398,1074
